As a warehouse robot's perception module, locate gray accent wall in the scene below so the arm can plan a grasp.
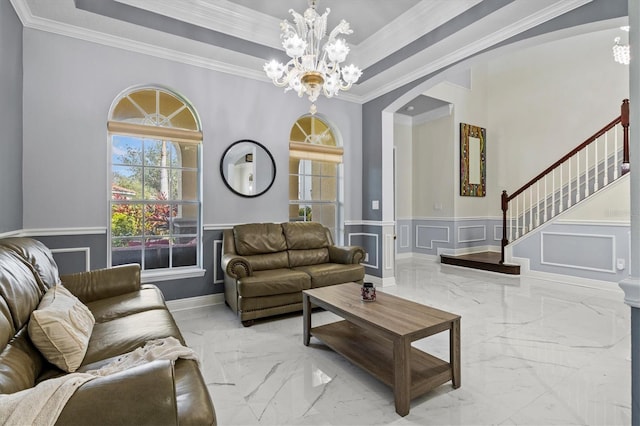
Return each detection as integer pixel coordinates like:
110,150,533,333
19,28,362,300
0,2,23,233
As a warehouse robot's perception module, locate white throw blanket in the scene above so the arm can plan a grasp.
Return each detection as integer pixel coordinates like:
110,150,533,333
0,336,197,426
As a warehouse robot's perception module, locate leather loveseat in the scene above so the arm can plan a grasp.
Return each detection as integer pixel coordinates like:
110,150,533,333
0,237,216,425
221,222,365,326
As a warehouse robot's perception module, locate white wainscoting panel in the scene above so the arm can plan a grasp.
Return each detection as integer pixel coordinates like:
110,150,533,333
540,232,615,273
415,226,449,249
399,225,410,248
50,247,91,272
213,239,223,284
348,233,379,269
457,225,486,243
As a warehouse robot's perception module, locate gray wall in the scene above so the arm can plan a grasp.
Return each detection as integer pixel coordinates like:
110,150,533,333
0,1,23,234
20,28,362,300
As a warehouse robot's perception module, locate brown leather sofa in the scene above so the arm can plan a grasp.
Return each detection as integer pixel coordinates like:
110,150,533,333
0,237,216,425
221,222,365,326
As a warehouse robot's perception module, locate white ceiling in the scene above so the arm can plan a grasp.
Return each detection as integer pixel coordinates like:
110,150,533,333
10,0,610,111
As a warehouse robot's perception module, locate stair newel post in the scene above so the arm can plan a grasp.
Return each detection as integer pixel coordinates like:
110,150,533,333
500,190,509,264
623,98,630,174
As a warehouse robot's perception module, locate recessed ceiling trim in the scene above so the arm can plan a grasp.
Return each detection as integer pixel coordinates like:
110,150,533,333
114,0,282,50
14,2,270,82
354,0,593,103
352,0,483,69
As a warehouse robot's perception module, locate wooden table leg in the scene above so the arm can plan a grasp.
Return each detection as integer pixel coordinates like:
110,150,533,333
393,337,411,416
303,293,311,346
451,318,461,388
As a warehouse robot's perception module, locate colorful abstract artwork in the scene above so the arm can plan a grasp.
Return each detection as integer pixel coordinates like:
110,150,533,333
460,123,486,197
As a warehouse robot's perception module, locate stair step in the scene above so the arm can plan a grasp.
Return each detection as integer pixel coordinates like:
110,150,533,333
440,252,520,275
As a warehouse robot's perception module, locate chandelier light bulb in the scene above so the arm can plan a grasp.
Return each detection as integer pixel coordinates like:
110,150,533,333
264,60,285,80
613,35,631,65
326,39,350,63
283,34,307,58
342,64,363,84
263,0,362,114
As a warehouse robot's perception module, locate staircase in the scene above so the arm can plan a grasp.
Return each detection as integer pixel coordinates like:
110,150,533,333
441,99,629,274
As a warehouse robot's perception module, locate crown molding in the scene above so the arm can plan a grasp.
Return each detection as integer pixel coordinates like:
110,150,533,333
352,0,482,69
356,0,593,103
9,0,31,25
114,0,282,50
15,3,270,82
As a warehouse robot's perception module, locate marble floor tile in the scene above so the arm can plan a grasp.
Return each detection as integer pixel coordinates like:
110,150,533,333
172,259,631,425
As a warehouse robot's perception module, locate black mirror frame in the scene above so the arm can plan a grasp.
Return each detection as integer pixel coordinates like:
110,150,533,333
219,139,277,198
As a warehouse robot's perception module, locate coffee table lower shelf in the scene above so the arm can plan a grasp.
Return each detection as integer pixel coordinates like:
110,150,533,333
310,320,453,399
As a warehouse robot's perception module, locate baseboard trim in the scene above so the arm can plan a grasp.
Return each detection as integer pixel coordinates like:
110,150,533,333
166,293,224,312
364,274,396,287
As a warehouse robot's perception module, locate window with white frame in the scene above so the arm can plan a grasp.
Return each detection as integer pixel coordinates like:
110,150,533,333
108,87,202,271
289,115,343,241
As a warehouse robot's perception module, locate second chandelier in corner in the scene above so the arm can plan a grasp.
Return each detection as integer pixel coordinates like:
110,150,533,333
264,0,362,114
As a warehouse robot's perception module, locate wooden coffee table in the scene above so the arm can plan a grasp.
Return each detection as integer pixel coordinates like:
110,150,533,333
302,282,460,416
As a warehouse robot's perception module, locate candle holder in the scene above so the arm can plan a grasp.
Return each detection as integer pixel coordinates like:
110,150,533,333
361,282,376,302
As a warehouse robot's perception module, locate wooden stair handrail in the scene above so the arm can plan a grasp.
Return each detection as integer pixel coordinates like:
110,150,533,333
500,99,629,264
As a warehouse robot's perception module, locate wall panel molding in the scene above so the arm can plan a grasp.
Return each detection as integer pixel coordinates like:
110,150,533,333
213,239,223,284
416,225,449,249
50,247,91,272
458,225,486,243
540,231,616,273
348,232,379,269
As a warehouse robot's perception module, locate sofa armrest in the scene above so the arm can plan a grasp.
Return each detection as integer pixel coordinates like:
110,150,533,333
56,359,177,426
328,245,365,264
221,254,252,279
60,264,141,303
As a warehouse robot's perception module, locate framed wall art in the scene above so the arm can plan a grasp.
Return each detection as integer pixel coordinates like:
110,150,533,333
460,123,486,197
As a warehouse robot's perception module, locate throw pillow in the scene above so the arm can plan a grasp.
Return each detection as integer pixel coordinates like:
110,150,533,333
28,284,95,372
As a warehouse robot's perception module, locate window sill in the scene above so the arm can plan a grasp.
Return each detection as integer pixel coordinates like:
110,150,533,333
141,267,206,284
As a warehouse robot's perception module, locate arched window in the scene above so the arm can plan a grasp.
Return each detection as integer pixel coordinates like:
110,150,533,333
289,115,343,241
108,87,202,272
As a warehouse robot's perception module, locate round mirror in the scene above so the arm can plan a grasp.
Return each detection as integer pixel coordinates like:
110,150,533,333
220,139,276,198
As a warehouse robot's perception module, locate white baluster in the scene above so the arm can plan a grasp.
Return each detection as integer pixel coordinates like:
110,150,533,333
594,137,599,191
559,163,563,213
543,175,547,222
585,145,590,197
536,180,540,227
528,186,533,230
516,195,520,238
604,131,609,185
568,156,572,208
552,169,556,217
614,126,619,180
509,201,513,241
576,151,581,203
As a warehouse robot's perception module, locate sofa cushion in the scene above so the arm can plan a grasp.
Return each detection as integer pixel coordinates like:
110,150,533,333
0,248,44,331
288,248,330,267
244,251,289,271
282,222,331,250
0,237,61,290
237,269,310,298
86,286,167,323
83,309,183,365
174,359,217,425
293,263,365,288
0,328,45,394
234,223,287,256
238,292,302,312
28,285,95,372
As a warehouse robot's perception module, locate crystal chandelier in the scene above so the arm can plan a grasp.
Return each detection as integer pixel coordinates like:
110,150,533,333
263,0,362,114
613,26,630,65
